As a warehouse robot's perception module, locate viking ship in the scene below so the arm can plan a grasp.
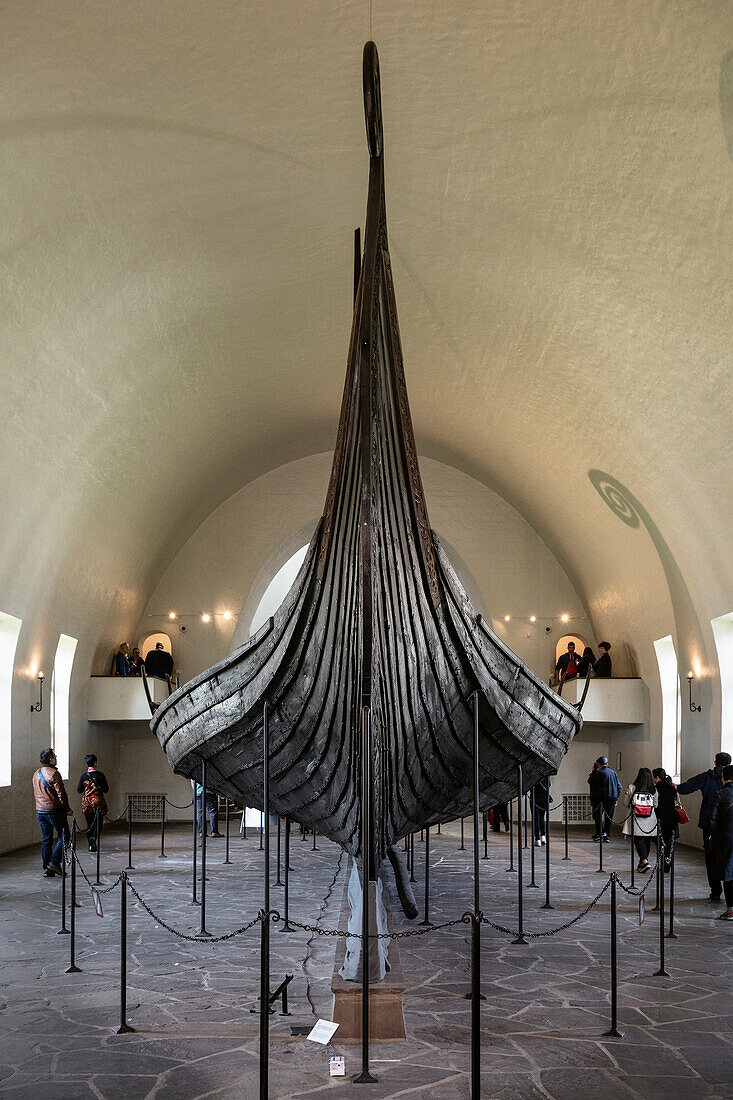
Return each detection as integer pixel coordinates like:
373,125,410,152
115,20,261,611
150,43,582,871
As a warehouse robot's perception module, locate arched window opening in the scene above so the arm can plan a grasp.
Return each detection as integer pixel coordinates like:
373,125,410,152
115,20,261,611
654,635,681,782
51,634,77,780
711,612,733,758
0,612,22,786
250,545,308,637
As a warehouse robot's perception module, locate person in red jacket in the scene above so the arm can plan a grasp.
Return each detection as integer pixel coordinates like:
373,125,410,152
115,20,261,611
33,747,72,876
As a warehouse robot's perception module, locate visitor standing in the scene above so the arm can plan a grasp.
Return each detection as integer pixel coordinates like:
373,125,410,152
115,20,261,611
33,748,72,876
653,768,680,871
591,756,621,841
588,761,604,840
191,778,221,837
577,646,596,678
593,642,612,677
145,642,174,680
491,801,509,832
556,641,580,683
113,642,130,676
129,647,144,675
77,754,109,852
707,764,733,921
677,751,732,901
621,767,658,871
533,780,550,845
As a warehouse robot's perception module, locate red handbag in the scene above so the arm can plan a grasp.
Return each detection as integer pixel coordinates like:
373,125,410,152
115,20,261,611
675,802,690,825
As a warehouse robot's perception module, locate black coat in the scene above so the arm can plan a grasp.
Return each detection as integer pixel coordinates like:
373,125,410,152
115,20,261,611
708,785,733,882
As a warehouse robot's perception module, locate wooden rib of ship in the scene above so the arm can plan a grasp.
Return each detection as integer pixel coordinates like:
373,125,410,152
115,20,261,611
151,42,582,866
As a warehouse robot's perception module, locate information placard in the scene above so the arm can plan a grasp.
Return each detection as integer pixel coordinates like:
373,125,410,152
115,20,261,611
307,1019,339,1045
92,889,104,919
329,1056,345,1076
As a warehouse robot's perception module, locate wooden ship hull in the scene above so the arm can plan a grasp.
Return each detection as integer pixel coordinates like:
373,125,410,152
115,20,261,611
151,42,582,864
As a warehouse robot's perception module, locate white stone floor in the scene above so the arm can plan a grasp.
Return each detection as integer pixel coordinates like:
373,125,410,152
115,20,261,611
1,819,732,1099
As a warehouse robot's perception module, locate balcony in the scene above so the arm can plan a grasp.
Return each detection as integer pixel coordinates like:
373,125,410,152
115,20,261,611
87,675,169,722
557,677,646,726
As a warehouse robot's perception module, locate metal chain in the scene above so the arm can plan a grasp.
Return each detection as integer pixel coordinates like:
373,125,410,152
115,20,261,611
288,914,472,940
616,835,671,897
71,849,125,894
164,797,195,809
125,878,266,942
481,876,613,938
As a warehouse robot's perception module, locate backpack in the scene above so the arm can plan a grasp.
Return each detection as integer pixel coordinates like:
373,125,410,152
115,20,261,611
81,775,107,817
632,790,654,817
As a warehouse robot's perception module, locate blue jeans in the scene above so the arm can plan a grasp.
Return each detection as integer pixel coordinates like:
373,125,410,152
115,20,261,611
37,810,69,868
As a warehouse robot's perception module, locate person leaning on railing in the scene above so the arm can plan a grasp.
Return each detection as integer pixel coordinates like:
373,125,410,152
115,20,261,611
33,748,72,877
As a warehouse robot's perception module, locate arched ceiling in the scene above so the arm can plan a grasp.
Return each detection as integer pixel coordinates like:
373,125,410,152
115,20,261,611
1,1,732,663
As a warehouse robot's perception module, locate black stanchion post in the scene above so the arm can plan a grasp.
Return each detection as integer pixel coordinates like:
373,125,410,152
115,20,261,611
353,706,377,1084
116,872,135,1033
523,793,529,848
276,817,283,886
482,811,489,860
652,825,660,911
420,826,431,926
158,796,167,859
666,844,677,939
528,787,538,888
259,700,271,1100
630,813,635,888
312,828,318,851
506,798,515,872
470,691,482,1095
603,874,623,1038
94,809,102,886
409,832,416,884
513,765,527,944
597,825,604,874
66,833,81,973
199,761,210,937
541,778,554,910
58,834,70,935
459,816,465,851
437,822,441,835
259,811,263,850
191,795,199,906
126,798,134,870
280,818,292,931
224,800,232,865
562,796,570,860
654,839,669,976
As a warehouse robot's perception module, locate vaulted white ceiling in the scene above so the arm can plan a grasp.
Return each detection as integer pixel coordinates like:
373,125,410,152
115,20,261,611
1,1,731,682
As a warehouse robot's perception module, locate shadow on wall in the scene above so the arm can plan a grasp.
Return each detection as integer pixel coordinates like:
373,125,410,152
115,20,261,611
587,469,704,664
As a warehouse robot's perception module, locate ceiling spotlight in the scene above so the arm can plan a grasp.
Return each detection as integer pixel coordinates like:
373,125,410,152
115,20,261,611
202,613,211,623
561,614,569,623
223,610,232,621
530,615,536,623
504,615,511,622
168,611,176,620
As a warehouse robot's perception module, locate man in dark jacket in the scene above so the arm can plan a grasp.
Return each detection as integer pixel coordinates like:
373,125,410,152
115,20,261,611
707,764,733,920
678,751,732,900
588,756,621,841
145,642,174,680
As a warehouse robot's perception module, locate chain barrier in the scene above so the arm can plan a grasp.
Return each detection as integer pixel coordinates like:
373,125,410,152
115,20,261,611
481,876,613,938
288,914,472,940
616,835,672,897
125,877,266,942
72,849,125,894
164,797,194,810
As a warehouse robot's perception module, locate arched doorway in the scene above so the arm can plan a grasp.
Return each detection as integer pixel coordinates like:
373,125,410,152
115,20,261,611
139,631,173,660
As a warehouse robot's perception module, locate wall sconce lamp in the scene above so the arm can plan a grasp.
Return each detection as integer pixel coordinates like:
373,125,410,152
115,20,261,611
687,672,701,713
30,672,44,713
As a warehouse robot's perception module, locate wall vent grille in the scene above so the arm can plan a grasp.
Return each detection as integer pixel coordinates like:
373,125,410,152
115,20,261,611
565,794,592,823
128,793,165,821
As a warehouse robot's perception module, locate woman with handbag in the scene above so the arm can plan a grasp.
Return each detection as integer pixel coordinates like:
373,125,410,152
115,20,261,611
653,768,686,871
621,768,658,871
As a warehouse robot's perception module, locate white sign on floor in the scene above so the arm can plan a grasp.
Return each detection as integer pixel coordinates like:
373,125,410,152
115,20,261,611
307,1019,339,1044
